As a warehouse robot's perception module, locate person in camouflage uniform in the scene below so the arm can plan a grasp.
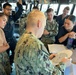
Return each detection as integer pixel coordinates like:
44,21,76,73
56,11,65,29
19,16,27,35
14,9,67,75
19,6,39,36
41,8,59,49
0,13,11,75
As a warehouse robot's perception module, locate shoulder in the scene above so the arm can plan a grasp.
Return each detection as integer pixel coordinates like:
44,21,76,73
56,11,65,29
53,20,59,25
58,26,66,34
73,25,76,32
73,25,76,29
0,28,3,32
29,35,44,50
56,15,62,21
0,28,4,35
60,26,65,30
57,14,62,18
17,33,44,50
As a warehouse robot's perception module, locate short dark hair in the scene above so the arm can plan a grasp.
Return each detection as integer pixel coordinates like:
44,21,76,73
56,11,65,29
3,2,12,8
66,15,76,23
64,6,70,10
46,8,53,13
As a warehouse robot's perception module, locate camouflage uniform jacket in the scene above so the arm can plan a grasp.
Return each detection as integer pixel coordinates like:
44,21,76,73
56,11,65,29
41,19,59,48
0,52,11,75
14,31,65,75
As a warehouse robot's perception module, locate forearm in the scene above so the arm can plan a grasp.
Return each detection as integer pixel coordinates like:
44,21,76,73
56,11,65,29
49,30,58,36
49,25,58,36
0,44,9,53
13,1,23,21
55,62,66,73
32,57,66,75
59,33,69,43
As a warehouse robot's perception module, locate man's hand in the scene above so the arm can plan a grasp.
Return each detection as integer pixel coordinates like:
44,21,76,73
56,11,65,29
49,54,56,60
61,57,72,67
18,0,22,5
61,57,72,63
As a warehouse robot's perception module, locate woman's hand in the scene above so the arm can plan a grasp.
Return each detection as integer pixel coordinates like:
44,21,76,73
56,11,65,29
68,32,76,39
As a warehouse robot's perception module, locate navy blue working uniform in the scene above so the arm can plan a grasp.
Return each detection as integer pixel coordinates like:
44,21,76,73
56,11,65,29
3,2,23,65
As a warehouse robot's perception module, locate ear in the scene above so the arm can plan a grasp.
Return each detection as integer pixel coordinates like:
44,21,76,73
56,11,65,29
37,20,42,28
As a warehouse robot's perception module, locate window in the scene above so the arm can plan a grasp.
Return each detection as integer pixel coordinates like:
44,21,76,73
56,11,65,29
9,3,16,11
58,4,73,15
73,5,76,16
49,4,59,15
25,3,30,14
23,5,26,10
38,4,41,10
26,3,30,11
31,4,34,10
41,4,48,12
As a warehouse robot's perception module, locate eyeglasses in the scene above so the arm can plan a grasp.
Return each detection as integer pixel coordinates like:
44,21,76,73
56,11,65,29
5,8,12,11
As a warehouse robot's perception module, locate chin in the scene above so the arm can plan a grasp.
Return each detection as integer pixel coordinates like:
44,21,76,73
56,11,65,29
6,14,10,16
2,27,4,29
66,28,71,31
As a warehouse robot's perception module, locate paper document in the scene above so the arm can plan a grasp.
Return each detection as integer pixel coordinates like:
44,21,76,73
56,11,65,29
48,44,66,53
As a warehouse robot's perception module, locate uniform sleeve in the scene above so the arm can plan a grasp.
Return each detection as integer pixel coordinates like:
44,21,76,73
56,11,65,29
45,20,59,37
49,22,59,36
14,34,66,75
13,2,23,21
24,43,66,75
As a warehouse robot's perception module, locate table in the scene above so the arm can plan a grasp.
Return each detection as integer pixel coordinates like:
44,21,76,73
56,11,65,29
64,63,76,75
48,44,76,63
48,44,76,75
71,50,76,64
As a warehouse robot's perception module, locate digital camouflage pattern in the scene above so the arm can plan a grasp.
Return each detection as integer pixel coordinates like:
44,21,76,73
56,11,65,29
19,17,27,35
0,28,11,75
41,19,59,48
14,31,65,75
0,52,11,75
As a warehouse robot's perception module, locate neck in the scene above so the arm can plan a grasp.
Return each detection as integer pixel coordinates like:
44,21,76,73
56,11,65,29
62,14,67,18
4,13,10,17
48,18,53,22
26,27,38,38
